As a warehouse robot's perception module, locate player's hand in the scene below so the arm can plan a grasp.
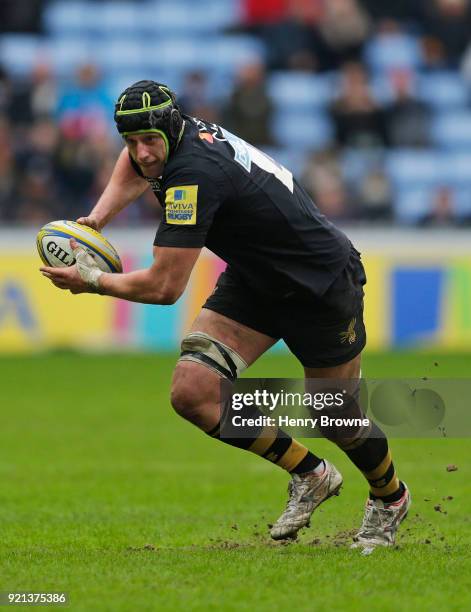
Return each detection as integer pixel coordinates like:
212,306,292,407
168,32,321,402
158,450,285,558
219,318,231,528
76,216,102,231
70,239,103,291
40,240,103,294
40,262,90,294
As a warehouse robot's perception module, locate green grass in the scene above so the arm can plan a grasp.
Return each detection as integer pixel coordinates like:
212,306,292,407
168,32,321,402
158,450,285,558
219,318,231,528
0,351,470,611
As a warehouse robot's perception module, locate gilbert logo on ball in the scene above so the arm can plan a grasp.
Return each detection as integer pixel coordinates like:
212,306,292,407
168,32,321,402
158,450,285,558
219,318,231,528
36,220,122,273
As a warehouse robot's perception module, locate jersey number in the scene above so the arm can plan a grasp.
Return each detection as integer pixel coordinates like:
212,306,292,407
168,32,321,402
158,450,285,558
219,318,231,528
221,128,294,193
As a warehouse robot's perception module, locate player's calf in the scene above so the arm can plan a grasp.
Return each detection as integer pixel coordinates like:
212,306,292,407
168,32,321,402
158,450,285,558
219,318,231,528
316,378,406,511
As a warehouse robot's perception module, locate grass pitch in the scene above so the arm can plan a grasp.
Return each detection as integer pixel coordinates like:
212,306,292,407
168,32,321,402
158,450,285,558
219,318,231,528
0,351,470,611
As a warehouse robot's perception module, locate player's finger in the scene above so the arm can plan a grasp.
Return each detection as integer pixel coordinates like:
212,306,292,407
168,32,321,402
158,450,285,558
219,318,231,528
41,269,65,279
70,239,87,256
40,266,71,278
76,217,98,230
41,269,71,283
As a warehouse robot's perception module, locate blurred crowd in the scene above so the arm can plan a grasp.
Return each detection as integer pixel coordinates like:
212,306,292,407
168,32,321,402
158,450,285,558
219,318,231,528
2,0,471,226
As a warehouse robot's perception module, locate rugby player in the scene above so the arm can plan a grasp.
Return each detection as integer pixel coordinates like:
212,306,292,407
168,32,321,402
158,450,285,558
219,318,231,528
41,80,411,552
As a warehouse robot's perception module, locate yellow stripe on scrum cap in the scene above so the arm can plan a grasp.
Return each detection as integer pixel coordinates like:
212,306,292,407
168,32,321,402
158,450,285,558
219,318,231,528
142,91,151,108
47,224,122,272
115,99,172,115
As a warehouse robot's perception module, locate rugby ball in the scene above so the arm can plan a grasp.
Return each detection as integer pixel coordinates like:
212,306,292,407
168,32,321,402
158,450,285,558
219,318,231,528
36,220,122,273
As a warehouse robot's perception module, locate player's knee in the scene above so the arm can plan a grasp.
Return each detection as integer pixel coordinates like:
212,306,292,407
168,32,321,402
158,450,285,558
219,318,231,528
170,380,198,420
171,332,248,425
170,366,214,422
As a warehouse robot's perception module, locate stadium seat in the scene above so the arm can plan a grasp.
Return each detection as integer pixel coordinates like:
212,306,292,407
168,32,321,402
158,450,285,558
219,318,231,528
147,0,240,33
395,185,471,222
47,37,96,75
0,34,43,75
43,1,91,35
267,72,335,110
386,150,442,187
442,152,471,186
388,150,471,221
395,186,435,223
364,32,422,72
370,72,398,104
341,148,387,183
44,0,240,36
431,111,471,149
207,36,266,70
387,150,471,190
46,37,148,76
452,188,471,216
42,33,263,78
91,2,141,35
417,72,470,109
271,111,333,151
94,39,146,74
144,36,264,72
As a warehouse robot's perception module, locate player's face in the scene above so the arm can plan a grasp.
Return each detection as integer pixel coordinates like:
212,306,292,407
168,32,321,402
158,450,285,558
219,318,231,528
124,133,167,178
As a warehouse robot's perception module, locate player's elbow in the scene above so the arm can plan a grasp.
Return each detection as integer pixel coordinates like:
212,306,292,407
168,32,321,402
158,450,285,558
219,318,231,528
145,269,186,305
157,290,179,305
151,285,182,305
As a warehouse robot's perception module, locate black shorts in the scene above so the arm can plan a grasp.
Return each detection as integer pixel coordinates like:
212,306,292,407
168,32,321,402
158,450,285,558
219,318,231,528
203,248,367,368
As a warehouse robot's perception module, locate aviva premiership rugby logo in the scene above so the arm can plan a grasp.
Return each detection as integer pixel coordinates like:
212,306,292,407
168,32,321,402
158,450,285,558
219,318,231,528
165,185,198,225
340,318,357,344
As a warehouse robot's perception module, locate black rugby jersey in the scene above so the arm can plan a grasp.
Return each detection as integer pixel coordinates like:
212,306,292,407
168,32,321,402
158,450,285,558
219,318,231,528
130,116,352,299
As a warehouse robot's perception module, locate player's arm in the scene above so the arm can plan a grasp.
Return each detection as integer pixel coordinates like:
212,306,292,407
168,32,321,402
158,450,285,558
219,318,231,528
99,245,200,304
41,244,201,305
77,147,149,231
42,165,222,301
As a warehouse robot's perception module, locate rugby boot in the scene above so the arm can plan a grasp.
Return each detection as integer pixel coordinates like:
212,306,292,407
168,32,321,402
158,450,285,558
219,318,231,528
270,460,343,540
351,482,411,555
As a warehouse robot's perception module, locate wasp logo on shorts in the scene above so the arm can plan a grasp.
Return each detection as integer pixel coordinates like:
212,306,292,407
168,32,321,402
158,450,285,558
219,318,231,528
165,185,198,225
340,317,357,344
